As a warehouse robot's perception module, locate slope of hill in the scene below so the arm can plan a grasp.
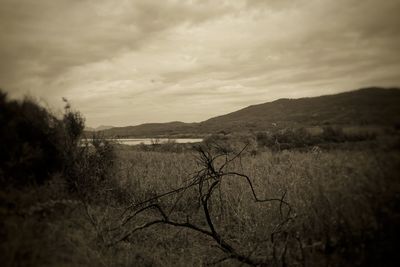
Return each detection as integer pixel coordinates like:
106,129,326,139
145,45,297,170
201,87,400,132
97,87,400,137
85,125,114,132
95,125,114,131
99,121,197,137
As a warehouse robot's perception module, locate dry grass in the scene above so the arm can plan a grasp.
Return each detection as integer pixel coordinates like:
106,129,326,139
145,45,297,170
1,146,399,266
109,147,399,266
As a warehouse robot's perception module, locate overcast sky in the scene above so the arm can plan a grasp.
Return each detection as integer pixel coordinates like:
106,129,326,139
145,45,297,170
1,0,399,127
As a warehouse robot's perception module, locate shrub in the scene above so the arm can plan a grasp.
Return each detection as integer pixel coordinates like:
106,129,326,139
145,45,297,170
0,90,116,195
202,133,258,155
0,92,64,187
256,126,379,151
64,133,117,199
256,128,317,150
321,126,346,142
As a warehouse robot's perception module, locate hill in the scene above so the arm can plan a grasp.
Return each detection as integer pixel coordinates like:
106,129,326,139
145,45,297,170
97,121,197,138
201,87,400,132
85,125,114,131
96,87,400,137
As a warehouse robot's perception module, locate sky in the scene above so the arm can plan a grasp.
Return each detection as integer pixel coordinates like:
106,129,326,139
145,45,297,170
1,0,400,127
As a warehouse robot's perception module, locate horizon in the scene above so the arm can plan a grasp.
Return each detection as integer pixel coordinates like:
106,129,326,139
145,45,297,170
1,0,400,127
85,86,399,128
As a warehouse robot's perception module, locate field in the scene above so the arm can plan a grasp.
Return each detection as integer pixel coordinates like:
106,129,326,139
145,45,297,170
2,137,399,267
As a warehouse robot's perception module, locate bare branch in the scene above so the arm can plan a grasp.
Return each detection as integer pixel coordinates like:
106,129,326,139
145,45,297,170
224,171,291,208
113,142,290,267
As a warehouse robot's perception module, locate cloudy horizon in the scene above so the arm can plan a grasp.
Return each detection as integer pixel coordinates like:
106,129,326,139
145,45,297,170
1,0,400,127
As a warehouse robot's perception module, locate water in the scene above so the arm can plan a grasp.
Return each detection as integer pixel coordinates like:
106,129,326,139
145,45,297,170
110,138,202,146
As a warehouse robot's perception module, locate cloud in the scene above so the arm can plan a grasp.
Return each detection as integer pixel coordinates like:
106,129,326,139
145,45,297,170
0,0,229,91
1,0,399,126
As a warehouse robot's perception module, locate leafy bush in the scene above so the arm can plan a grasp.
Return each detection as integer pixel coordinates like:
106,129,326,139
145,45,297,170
256,128,317,150
256,126,379,151
321,126,346,142
0,90,116,194
203,132,258,155
65,133,117,199
0,92,64,187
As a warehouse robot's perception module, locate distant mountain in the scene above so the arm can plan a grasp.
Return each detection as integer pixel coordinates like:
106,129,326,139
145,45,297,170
85,125,114,132
200,87,400,132
96,125,114,131
98,121,197,137
98,87,400,137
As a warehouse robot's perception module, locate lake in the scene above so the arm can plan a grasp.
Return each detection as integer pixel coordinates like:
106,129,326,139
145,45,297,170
110,138,203,146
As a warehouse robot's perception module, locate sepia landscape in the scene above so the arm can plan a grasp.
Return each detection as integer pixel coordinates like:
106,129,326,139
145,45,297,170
1,1,400,267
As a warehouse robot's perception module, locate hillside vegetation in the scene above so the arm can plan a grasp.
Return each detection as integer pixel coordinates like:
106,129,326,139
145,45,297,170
96,87,400,137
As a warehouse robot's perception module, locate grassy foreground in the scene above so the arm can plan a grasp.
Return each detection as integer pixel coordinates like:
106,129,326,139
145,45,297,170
1,143,399,267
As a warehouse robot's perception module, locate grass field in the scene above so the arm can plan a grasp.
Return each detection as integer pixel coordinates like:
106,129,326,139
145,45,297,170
2,139,399,267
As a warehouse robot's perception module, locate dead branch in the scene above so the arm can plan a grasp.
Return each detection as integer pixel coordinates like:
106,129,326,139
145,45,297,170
113,144,291,266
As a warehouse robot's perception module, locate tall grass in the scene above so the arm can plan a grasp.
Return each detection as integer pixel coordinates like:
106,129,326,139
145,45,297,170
2,144,398,266
109,147,399,266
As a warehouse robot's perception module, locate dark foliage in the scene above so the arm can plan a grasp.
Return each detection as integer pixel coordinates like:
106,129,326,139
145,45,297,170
256,128,315,150
64,133,117,198
255,126,378,151
0,91,64,187
0,90,115,193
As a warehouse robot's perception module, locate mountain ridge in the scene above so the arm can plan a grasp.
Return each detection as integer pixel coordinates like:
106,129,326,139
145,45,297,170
85,125,114,132
91,87,400,137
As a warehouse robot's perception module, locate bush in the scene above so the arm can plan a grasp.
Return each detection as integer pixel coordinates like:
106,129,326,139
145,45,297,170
65,133,117,199
202,132,258,155
321,126,346,142
0,90,116,195
0,92,64,187
256,128,317,150
256,126,380,151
